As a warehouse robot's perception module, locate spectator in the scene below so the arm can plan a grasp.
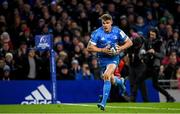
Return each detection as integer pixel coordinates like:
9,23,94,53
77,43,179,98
49,1,58,16
151,0,162,20
35,18,45,34
119,15,130,34
13,42,28,79
106,3,119,25
0,57,5,80
69,59,81,77
62,34,73,53
54,36,62,45
167,15,175,27
90,3,104,30
16,41,28,57
55,42,64,54
173,3,180,27
82,33,90,47
166,29,180,55
4,52,15,78
0,43,12,57
0,15,7,33
20,48,41,80
163,51,180,80
133,16,149,38
38,51,50,80
84,0,92,13
2,65,11,80
165,25,174,40
127,13,136,27
145,11,157,27
75,63,94,80
177,67,180,89
90,56,101,80
135,0,145,16
59,51,69,65
71,45,83,65
0,1,11,25
128,36,148,102
158,17,167,40
78,11,89,33
81,48,91,65
57,64,74,80
19,27,34,47
21,4,31,21
72,37,80,47
56,57,65,78
0,32,13,51
27,11,37,32
56,58,65,69
143,28,175,102
54,23,63,37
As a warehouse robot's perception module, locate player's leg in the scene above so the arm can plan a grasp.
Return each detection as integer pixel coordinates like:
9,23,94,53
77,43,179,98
98,76,126,103
111,76,126,96
98,64,116,110
151,67,175,102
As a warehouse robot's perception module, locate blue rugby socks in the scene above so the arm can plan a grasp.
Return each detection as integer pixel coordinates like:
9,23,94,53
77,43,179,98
114,76,123,86
101,80,111,107
114,76,126,96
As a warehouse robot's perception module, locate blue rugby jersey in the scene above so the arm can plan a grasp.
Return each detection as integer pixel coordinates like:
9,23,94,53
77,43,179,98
89,26,128,67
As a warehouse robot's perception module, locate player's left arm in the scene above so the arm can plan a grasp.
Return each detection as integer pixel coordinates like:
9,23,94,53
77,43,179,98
116,38,133,53
116,30,133,53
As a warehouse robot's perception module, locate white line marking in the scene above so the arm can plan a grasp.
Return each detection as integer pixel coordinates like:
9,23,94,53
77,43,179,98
62,103,180,111
1,113,179,114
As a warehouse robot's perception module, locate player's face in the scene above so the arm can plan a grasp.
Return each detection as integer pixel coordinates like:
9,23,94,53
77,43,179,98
102,20,112,32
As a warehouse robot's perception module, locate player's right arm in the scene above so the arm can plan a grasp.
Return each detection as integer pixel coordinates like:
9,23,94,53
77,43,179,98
86,31,113,55
87,41,101,52
87,42,113,55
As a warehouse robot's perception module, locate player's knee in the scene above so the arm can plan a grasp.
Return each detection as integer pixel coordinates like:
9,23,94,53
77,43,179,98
111,76,115,84
103,73,110,80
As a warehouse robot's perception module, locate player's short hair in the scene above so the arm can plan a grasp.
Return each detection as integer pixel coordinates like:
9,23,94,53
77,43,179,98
99,14,112,21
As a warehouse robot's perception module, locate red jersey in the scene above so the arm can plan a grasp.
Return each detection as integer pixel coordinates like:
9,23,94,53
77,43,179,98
114,60,125,78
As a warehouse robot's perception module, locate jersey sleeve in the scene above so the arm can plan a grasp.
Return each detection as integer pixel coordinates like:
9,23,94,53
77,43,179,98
89,30,98,45
118,29,129,43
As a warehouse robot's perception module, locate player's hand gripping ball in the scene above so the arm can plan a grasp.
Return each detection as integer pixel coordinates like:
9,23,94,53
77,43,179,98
110,46,117,56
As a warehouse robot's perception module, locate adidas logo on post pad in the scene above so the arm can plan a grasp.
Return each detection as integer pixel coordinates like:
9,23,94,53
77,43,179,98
21,84,60,104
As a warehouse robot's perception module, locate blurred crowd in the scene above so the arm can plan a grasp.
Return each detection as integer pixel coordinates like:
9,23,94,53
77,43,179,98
0,0,179,81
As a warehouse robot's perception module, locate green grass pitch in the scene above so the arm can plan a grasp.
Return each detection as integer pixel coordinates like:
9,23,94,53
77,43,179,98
0,103,180,114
